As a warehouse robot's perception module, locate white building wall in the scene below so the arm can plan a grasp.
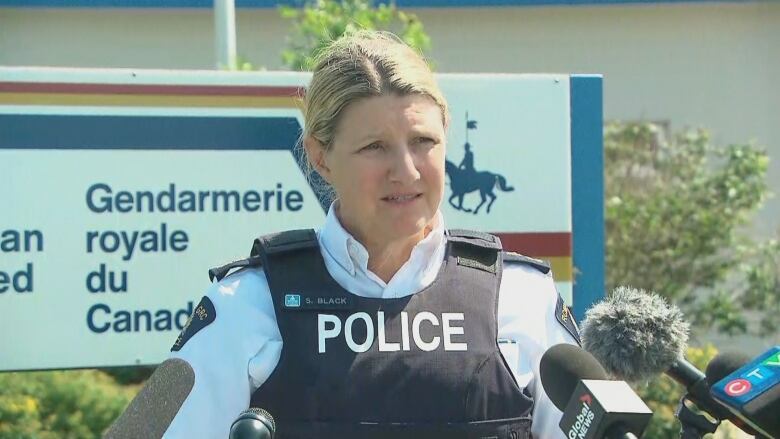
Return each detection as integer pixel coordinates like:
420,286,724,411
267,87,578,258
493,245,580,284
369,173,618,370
1,2,778,235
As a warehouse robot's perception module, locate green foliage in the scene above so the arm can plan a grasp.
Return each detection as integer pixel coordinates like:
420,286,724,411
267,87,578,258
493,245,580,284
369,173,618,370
279,0,431,71
740,238,780,333
0,370,136,439
227,55,260,71
636,345,749,439
636,345,710,438
605,121,777,335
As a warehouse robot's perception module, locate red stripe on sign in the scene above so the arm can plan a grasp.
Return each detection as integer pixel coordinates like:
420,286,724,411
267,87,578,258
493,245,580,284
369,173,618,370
0,82,304,97
492,232,571,257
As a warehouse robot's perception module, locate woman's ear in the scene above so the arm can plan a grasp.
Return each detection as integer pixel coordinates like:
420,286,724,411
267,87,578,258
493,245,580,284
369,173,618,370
303,135,331,183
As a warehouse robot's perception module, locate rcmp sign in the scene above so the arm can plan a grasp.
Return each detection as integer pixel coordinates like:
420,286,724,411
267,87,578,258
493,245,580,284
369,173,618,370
0,67,601,371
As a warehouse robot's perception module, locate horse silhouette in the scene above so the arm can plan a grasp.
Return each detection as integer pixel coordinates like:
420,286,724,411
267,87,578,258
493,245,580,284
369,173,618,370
445,160,514,214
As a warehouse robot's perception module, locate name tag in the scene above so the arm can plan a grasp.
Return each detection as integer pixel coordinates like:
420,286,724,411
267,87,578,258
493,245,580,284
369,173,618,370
283,293,354,311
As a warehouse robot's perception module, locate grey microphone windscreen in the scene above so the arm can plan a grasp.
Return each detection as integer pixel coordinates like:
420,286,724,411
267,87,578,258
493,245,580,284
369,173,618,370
580,286,690,384
104,358,195,439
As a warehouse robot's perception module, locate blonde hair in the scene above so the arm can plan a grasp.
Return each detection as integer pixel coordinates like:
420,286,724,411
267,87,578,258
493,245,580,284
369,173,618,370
299,30,449,199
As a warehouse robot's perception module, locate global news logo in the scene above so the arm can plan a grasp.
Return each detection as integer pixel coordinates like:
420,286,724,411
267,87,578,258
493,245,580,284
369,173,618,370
567,393,596,439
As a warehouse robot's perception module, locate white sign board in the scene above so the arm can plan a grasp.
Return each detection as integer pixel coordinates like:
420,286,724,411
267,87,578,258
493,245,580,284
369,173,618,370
0,68,587,371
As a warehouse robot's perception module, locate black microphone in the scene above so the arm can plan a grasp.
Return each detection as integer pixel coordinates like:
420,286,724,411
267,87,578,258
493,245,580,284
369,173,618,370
540,344,652,439
229,407,276,439
104,358,195,439
702,351,756,436
708,347,780,438
705,352,753,385
579,286,766,437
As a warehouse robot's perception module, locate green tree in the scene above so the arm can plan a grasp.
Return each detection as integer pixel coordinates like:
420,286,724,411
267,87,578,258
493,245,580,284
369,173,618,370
279,0,431,71
739,237,780,333
605,121,777,336
636,345,749,439
0,370,136,439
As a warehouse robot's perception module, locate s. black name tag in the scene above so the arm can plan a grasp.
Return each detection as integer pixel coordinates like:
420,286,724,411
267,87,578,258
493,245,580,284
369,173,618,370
282,292,354,311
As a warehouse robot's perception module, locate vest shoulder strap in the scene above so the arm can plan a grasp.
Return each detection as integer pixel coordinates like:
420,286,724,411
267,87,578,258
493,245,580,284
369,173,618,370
502,251,551,275
208,229,318,282
207,256,263,282
446,228,502,250
250,228,318,257
447,229,502,275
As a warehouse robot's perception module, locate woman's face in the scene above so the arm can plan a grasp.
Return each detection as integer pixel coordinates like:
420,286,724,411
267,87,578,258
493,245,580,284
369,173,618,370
313,93,446,245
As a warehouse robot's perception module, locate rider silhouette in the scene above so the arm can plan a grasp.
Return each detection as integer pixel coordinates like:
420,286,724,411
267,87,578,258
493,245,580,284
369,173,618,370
445,140,514,215
459,142,475,176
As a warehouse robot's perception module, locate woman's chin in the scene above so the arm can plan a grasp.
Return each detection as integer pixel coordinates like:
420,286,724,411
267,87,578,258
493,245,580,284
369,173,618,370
380,218,432,242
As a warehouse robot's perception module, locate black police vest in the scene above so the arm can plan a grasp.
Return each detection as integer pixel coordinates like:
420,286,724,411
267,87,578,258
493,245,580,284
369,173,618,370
243,229,539,439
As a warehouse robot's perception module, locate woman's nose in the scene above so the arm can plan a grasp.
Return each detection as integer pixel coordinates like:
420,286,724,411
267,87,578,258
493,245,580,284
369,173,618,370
389,146,421,184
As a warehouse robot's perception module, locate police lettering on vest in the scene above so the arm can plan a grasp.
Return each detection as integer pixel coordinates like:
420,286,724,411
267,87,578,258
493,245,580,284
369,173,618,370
317,311,468,353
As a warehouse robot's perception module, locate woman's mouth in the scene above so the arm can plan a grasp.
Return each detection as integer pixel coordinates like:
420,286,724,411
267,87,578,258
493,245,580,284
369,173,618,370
382,193,422,203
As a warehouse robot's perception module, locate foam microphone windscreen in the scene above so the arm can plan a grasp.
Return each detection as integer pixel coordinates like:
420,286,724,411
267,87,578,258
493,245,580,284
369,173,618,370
104,358,195,439
539,343,609,410
580,286,690,384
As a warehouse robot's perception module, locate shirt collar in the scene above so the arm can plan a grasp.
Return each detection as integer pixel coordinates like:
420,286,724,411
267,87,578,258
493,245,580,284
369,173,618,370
317,201,445,285
318,202,359,276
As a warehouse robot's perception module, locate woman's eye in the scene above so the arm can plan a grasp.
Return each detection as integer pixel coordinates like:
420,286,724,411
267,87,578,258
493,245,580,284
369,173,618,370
417,137,436,146
360,142,382,152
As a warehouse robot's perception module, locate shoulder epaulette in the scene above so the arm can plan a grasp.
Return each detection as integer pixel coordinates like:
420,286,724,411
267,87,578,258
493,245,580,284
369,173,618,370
555,294,581,345
208,256,263,282
502,251,551,274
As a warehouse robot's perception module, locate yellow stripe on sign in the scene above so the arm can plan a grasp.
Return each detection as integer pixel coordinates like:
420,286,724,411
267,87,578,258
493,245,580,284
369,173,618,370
0,93,301,109
536,257,572,282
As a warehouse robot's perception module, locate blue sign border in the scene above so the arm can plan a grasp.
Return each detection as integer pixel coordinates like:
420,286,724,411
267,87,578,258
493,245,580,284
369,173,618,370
0,113,331,211
570,75,605,321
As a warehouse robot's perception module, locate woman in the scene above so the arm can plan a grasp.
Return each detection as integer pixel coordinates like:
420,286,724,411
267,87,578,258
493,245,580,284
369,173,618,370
164,31,579,438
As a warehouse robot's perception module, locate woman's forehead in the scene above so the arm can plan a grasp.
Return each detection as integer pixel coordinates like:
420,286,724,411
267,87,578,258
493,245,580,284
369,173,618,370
335,94,444,143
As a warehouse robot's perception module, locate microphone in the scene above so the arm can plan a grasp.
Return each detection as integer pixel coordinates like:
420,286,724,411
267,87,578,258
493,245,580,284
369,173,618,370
229,407,276,439
540,344,653,439
104,358,195,439
579,286,766,437
709,346,780,438
579,286,690,385
705,351,752,385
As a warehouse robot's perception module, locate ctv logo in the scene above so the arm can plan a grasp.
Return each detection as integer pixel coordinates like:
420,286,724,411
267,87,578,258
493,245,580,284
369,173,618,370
744,352,779,382
762,352,780,367
724,379,752,397
725,351,780,397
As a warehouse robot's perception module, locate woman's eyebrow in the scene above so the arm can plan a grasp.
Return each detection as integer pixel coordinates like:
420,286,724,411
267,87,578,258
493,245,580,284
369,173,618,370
351,132,382,145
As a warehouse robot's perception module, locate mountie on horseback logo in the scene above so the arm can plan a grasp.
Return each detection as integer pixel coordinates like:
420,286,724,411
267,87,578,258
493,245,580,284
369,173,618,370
446,113,514,214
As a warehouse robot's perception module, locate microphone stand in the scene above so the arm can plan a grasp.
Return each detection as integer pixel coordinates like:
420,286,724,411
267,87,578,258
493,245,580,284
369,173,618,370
675,394,720,439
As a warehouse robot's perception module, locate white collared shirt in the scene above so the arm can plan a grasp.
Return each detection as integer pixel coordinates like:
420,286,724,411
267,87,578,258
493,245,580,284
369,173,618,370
165,205,577,438
317,205,447,300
